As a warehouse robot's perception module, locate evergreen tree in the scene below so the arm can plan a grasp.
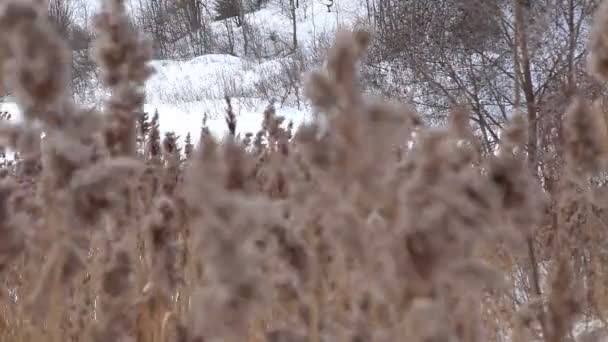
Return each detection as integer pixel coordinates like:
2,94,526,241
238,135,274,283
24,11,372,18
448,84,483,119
214,0,241,23
200,112,210,143
162,131,181,194
184,132,194,160
137,111,150,141
162,132,181,159
224,97,236,136
136,111,150,155
148,109,162,162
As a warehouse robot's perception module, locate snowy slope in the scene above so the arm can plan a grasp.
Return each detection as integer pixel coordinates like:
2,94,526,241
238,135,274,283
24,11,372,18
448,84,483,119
0,98,310,143
2,0,364,144
144,53,308,140
234,0,365,50
139,0,364,140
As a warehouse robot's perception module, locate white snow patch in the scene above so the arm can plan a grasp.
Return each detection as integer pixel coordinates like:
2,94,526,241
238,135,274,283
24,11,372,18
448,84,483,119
0,100,310,145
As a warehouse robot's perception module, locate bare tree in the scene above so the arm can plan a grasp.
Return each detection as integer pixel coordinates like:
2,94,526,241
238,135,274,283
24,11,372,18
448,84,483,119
366,0,597,154
290,0,297,50
48,0,75,37
134,0,180,58
365,1,607,338
214,0,251,55
176,0,215,56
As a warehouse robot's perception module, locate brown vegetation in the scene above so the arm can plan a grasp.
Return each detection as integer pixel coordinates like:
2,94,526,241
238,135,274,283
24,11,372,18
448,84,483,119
0,0,608,342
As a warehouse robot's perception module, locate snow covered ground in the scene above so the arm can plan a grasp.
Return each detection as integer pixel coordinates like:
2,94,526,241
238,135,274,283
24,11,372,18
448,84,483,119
2,0,363,144
136,0,364,140
0,98,310,143
143,54,312,139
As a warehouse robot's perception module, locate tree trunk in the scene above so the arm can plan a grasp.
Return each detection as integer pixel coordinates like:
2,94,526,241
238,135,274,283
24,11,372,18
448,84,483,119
290,0,297,50
514,0,537,174
239,0,248,55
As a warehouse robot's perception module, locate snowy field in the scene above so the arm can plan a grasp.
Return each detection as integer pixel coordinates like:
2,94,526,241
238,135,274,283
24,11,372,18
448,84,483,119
1,0,363,143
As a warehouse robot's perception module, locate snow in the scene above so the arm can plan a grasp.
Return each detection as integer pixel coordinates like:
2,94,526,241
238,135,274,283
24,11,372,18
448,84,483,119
143,52,313,141
1,0,365,145
133,0,365,142
0,51,312,145
142,100,311,142
147,54,269,103
0,98,310,144
204,0,364,58
0,102,19,117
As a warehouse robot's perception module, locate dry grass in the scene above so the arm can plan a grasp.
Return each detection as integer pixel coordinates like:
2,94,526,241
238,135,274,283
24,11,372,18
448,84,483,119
0,0,607,342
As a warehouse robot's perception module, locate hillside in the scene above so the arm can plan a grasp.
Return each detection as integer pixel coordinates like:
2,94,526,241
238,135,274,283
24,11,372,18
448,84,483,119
3,0,365,142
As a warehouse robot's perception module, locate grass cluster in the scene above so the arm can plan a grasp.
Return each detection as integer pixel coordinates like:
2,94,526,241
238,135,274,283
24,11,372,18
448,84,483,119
0,0,608,341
